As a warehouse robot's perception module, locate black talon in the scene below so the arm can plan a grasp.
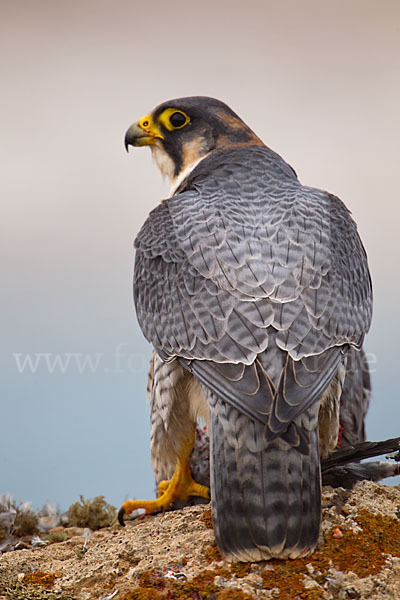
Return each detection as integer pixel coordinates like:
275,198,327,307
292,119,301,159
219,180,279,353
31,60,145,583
118,506,126,526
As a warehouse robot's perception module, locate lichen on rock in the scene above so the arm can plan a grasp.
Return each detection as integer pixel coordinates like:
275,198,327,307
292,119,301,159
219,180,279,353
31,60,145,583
0,481,400,600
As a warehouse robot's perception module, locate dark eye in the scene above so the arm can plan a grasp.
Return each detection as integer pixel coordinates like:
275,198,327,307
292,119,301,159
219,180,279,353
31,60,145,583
170,112,187,128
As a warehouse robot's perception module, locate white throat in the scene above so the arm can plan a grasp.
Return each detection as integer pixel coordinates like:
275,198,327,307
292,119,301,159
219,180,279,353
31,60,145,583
150,141,209,199
150,143,175,182
168,155,208,197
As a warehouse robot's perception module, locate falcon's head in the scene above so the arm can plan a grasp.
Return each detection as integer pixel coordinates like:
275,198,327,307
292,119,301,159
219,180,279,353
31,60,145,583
124,96,264,193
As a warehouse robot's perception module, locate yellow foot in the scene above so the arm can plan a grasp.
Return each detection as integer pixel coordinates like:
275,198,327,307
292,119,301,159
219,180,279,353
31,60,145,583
118,433,210,525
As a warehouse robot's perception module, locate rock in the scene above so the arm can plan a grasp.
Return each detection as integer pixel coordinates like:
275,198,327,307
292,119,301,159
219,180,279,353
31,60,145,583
0,482,400,599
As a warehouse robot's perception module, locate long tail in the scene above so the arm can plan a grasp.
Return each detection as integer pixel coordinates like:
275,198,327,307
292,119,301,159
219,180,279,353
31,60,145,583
209,398,321,561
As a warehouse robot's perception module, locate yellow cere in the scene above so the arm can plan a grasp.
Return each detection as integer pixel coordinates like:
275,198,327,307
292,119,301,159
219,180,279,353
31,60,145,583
138,114,164,141
159,108,190,131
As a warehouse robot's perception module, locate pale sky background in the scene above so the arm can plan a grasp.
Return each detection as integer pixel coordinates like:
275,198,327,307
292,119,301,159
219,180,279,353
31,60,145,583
1,0,400,510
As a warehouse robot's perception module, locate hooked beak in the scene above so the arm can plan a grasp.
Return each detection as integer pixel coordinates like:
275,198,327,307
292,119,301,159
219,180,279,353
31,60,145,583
124,119,164,152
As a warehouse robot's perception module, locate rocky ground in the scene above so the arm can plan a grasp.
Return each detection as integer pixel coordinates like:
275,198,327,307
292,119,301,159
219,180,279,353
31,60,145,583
1,481,400,600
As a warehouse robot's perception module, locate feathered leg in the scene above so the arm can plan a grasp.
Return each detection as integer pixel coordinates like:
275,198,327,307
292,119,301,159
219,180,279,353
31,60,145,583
118,353,209,524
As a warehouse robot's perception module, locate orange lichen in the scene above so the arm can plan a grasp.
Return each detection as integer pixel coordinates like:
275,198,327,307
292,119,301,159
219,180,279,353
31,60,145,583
22,571,56,588
356,509,400,558
187,568,219,593
230,562,253,578
204,543,222,562
262,561,324,600
119,590,163,600
138,570,165,590
212,565,231,579
199,507,213,529
259,509,400,599
120,566,258,599
216,590,256,599
120,510,400,600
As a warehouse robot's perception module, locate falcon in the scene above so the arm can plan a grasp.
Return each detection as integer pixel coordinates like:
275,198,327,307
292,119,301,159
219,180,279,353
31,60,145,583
118,97,373,561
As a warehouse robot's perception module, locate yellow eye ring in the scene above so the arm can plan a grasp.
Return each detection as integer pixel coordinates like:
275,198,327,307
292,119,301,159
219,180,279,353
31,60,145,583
159,108,190,131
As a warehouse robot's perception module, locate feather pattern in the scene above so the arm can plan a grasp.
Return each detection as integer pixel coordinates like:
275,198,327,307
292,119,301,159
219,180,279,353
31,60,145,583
134,143,373,560
135,146,372,367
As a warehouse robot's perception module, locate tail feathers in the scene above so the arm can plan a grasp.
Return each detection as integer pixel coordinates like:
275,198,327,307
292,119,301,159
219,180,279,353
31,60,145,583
210,406,321,561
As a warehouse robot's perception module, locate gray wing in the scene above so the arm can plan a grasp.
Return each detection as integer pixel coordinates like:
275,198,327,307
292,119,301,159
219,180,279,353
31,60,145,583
134,146,372,437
